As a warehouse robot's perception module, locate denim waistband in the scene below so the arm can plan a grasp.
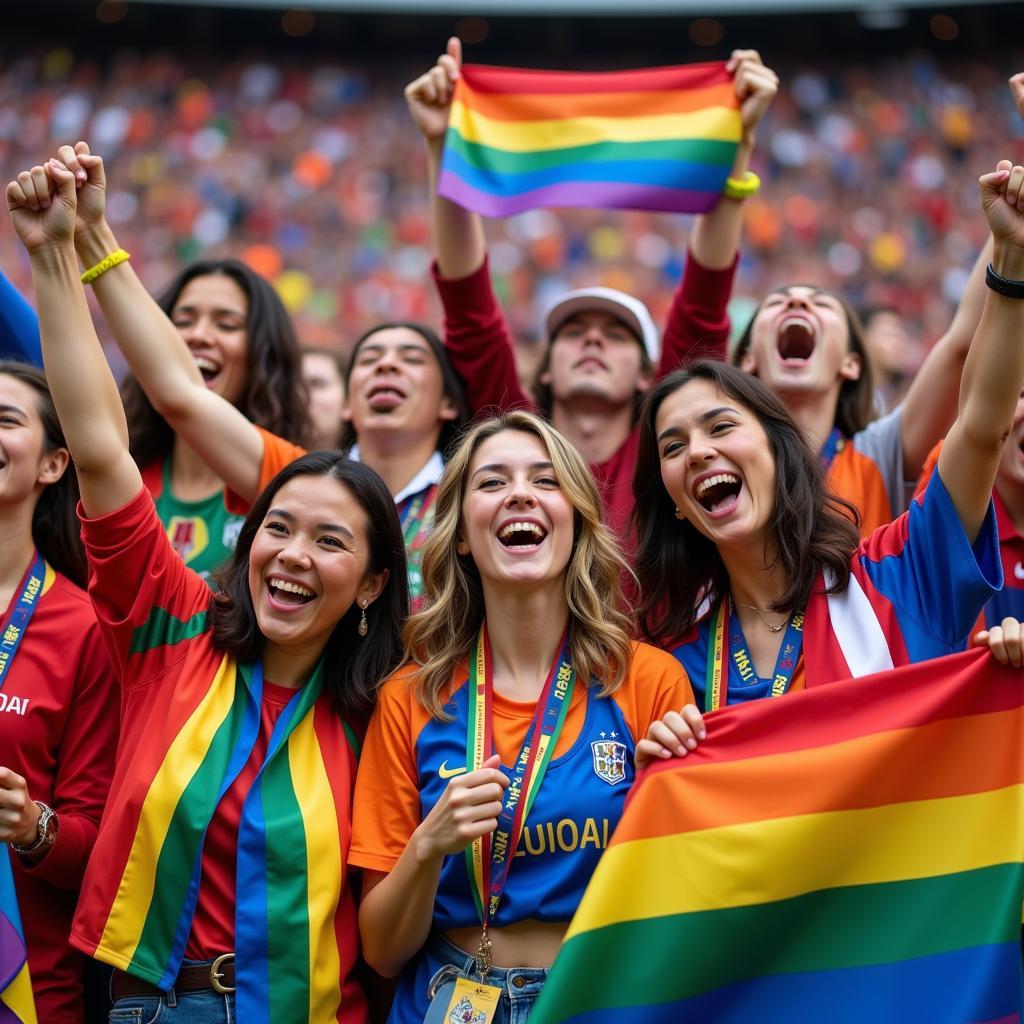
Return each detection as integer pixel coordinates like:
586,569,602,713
428,932,549,994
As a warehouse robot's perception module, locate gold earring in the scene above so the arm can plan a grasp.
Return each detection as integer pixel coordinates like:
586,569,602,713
358,599,368,637
674,506,684,521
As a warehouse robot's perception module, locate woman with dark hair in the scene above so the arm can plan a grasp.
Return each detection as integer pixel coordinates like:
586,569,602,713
0,360,116,1022
630,153,1024,708
8,157,407,1022
52,142,310,579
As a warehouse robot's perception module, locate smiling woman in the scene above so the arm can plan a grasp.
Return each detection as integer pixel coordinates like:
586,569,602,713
350,410,702,1024
7,156,408,1022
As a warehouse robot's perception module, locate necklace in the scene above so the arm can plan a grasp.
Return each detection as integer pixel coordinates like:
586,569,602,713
736,601,787,633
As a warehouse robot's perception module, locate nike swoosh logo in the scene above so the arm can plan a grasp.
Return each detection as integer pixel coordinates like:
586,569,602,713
438,761,467,779
1015,562,1024,581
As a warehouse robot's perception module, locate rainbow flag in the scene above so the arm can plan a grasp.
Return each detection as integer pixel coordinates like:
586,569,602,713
533,649,1024,1024
0,849,37,1024
438,62,741,217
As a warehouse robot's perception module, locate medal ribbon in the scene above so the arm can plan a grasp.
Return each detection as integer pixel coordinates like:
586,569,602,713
399,483,439,551
0,551,47,695
704,595,805,712
819,427,846,471
464,623,575,925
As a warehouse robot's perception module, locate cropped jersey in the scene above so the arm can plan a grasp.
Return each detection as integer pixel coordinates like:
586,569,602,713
350,641,692,928
670,469,1001,705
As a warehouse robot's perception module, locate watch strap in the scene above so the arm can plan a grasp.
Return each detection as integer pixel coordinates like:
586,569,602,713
985,263,1024,299
11,801,56,854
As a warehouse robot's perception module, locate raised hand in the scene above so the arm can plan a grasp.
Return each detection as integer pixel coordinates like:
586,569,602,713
726,49,779,144
55,140,107,235
404,36,462,144
6,158,77,255
979,159,1024,259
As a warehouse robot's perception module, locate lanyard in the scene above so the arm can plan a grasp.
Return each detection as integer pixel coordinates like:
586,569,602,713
0,551,46,695
399,484,438,551
464,624,575,944
704,595,805,712
820,427,846,471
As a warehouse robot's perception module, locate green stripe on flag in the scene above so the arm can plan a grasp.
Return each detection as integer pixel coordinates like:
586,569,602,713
129,607,209,654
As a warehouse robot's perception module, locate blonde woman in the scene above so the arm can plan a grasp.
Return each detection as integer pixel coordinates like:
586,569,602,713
350,410,702,1023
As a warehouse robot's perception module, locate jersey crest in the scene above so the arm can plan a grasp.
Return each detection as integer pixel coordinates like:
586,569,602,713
591,736,627,786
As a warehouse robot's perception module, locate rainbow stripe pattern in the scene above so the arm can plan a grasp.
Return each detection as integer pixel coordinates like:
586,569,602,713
438,61,742,217
0,849,36,1024
532,649,1024,1024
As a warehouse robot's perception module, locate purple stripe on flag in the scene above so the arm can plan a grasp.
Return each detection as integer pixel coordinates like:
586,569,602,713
0,1002,24,1024
0,912,25,993
437,170,719,217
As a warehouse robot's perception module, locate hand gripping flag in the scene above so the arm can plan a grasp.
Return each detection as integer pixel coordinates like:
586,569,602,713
0,848,37,1024
438,61,742,217
532,649,1024,1024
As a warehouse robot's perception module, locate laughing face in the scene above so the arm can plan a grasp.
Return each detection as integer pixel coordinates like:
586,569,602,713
656,378,776,550
344,327,457,445
170,273,250,407
247,474,386,661
457,430,574,590
740,286,860,402
0,374,68,509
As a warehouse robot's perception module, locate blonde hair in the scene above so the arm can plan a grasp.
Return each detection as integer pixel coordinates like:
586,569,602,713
404,411,635,718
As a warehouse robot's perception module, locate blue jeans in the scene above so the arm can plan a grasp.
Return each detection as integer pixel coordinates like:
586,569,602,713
396,932,548,1024
108,961,234,1024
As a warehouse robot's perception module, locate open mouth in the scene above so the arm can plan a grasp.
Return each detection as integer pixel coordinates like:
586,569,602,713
776,317,816,362
497,521,548,549
367,385,405,411
267,577,316,607
574,356,609,372
694,472,742,515
193,355,221,384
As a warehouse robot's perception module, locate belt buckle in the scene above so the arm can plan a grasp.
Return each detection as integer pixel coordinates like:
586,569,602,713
210,952,235,994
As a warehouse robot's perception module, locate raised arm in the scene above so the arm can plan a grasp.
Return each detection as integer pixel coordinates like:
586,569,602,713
56,142,265,502
6,158,140,516
937,159,1024,541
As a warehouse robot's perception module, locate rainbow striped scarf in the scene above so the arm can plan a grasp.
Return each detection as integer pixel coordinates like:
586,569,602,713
438,61,741,217
533,649,1024,1023
89,656,359,1021
0,850,36,1024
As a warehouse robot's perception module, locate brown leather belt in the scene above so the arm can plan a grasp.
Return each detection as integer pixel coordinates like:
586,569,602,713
111,953,236,1000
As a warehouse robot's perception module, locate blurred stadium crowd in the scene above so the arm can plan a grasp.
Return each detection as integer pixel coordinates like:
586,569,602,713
1,44,1023,383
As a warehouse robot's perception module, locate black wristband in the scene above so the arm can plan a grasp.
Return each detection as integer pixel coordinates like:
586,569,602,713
985,263,1024,299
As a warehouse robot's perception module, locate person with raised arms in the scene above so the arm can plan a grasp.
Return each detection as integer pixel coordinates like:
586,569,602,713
631,154,1024,709
406,40,778,543
351,410,705,1023
7,155,408,1023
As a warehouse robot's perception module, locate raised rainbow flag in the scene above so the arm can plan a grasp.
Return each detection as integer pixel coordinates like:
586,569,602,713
533,649,1024,1024
438,62,742,217
0,849,37,1024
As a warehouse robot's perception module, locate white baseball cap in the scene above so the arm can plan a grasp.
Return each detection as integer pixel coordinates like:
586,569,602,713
543,286,660,362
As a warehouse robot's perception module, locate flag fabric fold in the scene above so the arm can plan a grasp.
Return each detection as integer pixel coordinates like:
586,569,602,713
0,848,37,1024
438,62,741,217
532,649,1024,1024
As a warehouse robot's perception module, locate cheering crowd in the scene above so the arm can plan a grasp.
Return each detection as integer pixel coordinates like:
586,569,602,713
2,37,1024,1024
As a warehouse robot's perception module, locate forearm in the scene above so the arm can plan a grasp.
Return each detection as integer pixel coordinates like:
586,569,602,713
75,220,207,418
688,138,753,271
427,137,486,280
359,834,447,977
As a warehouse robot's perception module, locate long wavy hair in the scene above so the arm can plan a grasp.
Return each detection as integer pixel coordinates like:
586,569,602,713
0,362,86,588
633,360,861,645
404,410,634,719
340,322,469,460
122,259,311,468
208,452,408,718
732,285,876,438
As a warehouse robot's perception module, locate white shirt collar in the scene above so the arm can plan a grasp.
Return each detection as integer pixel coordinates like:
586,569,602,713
348,445,445,505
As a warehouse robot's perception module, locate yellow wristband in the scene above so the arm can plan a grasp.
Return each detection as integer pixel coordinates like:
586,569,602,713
723,172,761,201
80,249,130,285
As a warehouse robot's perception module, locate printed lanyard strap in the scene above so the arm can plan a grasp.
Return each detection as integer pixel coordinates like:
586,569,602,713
704,596,805,712
0,551,46,694
464,623,575,926
820,427,846,471
399,484,438,550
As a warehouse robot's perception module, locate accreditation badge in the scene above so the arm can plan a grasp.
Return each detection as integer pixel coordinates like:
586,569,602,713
445,977,502,1024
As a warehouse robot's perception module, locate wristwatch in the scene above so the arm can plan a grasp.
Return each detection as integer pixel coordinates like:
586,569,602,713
11,801,57,855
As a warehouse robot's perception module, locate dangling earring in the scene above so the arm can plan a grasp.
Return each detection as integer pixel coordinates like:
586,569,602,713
358,599,368,637
674,506,684,521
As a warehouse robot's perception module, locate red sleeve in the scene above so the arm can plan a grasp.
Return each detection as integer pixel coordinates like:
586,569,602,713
79,486,212,680
18,613,117,889
658,249,738,376
225,426,307,516
431,256,535,418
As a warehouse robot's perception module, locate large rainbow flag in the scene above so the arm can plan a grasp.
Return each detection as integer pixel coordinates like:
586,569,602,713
0,849,37,1024
532,649,1024,1024
438,62,742,217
